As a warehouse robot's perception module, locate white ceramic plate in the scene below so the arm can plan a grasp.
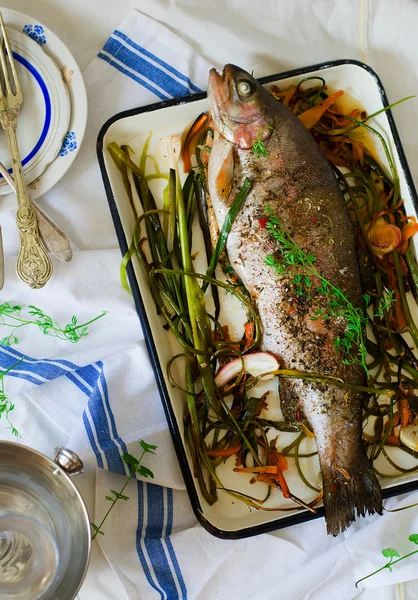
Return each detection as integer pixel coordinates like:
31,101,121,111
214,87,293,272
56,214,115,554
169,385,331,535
98,60,418,538
0,28,70,196
0,8,88,212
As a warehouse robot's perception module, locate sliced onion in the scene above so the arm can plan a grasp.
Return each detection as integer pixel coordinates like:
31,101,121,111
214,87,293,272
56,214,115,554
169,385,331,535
214,352,279,388
400,422,418,451
366,217,401,259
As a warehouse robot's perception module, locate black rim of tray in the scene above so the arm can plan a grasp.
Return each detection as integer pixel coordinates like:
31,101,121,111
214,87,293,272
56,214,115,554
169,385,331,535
97,58,418,539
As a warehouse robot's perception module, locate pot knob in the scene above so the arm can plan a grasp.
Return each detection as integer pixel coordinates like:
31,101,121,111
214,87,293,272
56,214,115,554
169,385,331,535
54,447,84,477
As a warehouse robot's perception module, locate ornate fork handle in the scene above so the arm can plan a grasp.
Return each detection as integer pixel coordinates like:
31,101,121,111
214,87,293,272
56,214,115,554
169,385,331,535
0,110,52,288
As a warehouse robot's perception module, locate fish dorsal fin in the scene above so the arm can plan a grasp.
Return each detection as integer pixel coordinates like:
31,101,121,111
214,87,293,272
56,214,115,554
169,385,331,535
215,144,234,203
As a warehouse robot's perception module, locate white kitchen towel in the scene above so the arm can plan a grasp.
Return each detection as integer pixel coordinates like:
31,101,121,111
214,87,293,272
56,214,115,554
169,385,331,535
1,7,418,600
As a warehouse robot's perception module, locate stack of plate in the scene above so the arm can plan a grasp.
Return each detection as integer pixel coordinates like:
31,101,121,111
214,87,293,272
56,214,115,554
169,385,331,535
0,8,88,214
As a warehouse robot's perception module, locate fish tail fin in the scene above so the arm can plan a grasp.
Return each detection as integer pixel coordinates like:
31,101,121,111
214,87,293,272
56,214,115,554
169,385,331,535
323,456,382,536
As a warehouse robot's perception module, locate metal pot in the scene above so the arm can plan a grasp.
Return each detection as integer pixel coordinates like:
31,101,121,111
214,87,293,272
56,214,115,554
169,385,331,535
0,441,91,600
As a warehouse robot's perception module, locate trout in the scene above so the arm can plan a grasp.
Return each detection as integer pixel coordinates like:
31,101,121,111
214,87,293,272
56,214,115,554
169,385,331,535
207,64,382,535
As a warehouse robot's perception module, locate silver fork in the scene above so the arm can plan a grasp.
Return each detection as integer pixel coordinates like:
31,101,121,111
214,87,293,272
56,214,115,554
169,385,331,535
0,12,52,288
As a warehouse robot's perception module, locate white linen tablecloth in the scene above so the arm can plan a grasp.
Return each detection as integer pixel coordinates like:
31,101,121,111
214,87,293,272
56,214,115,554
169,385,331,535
1,2,418,599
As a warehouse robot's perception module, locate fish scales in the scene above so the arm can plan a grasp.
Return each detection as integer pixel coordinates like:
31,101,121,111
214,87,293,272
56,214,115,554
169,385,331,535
207,64,382,535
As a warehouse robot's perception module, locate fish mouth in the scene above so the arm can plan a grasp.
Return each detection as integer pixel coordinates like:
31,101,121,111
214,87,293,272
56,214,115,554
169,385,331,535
208,65,261,126
208,65,233,112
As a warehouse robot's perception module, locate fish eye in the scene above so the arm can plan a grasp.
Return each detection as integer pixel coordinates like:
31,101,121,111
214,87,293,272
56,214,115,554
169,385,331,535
237,80,253,97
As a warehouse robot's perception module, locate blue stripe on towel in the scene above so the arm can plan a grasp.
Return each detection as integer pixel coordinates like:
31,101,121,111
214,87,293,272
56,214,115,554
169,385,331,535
98,52,170,100
97,362,128,456
144,484,181,599
137,481,166,599
65,371,91,397
113,30,202,93
165,488,187,599
82,410,104,468
84,371,126,474
103,37,191,98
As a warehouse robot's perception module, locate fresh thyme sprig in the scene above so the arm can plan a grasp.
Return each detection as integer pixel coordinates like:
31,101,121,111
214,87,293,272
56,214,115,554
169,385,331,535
91,440,157,540
264,209,396,373
0,303,106,346
355,534,418,587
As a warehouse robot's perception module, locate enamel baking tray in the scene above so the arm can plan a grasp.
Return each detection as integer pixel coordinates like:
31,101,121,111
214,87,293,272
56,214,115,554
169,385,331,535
97,59,418,539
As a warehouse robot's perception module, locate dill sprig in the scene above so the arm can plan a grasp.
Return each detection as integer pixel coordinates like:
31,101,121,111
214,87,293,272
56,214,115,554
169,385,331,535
252,138,268,158
0,303,106,346
263,210,396,373
252,126,273,158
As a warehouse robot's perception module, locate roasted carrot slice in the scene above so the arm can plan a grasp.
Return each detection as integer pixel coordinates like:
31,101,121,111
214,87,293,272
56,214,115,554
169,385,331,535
298,90,344,130
400,398,412,429
385,434,401,446
283,86,297,107
206,443,241,457
400,221,418,254
233,465,280,475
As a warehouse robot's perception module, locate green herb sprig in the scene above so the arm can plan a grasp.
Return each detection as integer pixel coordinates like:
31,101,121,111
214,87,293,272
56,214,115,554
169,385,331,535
0,359,23,437
91,440,157,540
0,303,106,346
264,210,397,373
252,126,273,158
355,534,418,587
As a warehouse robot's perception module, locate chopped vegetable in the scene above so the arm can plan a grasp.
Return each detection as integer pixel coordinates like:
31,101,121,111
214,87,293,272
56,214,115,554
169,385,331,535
207,444,241,457
400,219,418,254
233,465,281,474
400,398,412,429
298,90,344,130
301,423,315,438
214,352,280,388
366,217,401,258
400,422,418,451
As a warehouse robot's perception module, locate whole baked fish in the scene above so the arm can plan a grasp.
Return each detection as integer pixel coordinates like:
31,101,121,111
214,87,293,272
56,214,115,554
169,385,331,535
207,64,382,535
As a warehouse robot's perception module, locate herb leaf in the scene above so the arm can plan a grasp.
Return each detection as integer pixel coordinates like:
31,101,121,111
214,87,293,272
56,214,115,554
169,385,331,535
139,440,158,454
375,290,396,318
264,211,369,373
121,453,140,466
138,465,154,479
0,302,106,346
92,440,158,540
382,548,400,559
252,126,273,158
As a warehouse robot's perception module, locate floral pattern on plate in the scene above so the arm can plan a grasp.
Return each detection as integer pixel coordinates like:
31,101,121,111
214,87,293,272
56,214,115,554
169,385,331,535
22,25,47,46
59,132,77,157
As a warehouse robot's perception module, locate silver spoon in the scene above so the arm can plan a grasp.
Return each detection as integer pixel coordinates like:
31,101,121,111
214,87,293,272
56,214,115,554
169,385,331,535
0,162,72,263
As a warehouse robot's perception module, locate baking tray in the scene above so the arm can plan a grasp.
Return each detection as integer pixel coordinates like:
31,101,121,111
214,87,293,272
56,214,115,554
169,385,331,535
97,59,418,539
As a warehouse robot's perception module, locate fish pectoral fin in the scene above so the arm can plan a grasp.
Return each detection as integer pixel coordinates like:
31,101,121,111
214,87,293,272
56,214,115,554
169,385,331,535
215,145,234,202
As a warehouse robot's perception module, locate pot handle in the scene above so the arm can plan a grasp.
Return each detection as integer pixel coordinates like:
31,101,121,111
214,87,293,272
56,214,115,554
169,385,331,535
54,447,84,477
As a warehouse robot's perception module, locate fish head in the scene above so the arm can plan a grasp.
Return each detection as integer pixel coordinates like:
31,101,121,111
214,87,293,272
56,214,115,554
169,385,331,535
208,64,275,149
